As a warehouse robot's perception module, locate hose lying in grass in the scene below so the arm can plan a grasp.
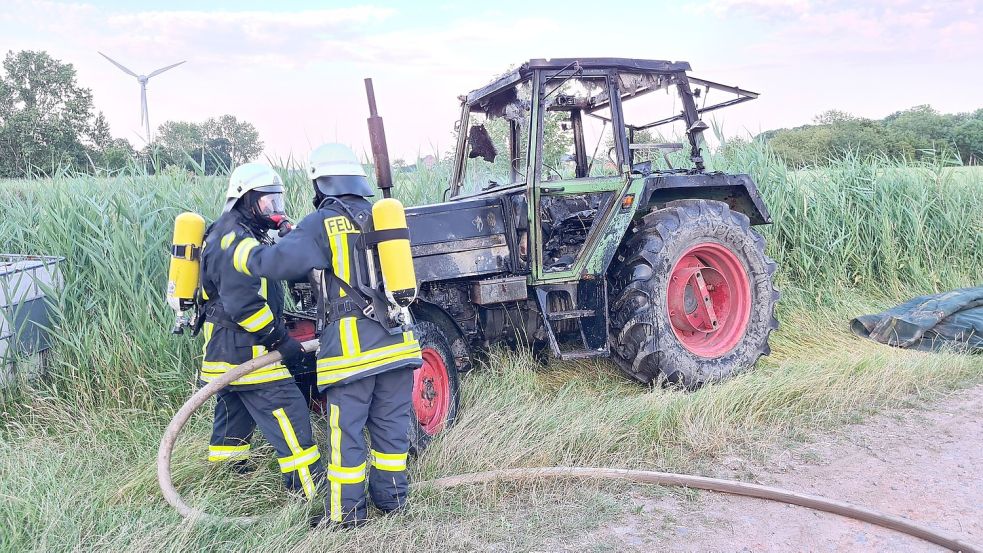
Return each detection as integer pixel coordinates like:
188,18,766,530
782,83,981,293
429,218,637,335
158,344,980,553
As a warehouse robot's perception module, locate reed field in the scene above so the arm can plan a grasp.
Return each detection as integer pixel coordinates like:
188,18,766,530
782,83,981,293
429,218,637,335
0,142,981,551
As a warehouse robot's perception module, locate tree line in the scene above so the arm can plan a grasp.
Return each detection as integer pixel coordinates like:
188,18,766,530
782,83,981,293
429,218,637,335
0,50,262,178
758,106,983,168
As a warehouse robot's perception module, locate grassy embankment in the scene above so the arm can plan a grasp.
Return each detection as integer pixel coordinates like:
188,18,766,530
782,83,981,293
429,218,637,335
0,144,980,550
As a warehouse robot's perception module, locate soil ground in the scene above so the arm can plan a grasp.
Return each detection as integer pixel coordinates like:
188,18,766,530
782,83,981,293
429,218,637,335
579,384,983,552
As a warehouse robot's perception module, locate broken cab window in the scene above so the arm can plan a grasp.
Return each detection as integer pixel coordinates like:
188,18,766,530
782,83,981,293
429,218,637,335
458,80,531,195
539,76,620,180
619,72,691,171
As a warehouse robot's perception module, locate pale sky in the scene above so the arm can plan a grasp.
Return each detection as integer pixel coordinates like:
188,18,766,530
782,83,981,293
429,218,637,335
2,0,981,160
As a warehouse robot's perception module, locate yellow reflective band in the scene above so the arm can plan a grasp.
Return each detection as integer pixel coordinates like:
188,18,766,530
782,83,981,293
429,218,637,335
330,234,348,298
278,445,321,473
208,444,250,462
315,348,423,384
339,232,351,292
316,350,422,386
369,449,407,471
238,304,274,332
370,449,408,462
318,337,420,366
272,408,316,500
329,404,342,521
202,322,214,356
350,318,361,353
201,360,285,372
339,317,360,358
210,444,251,453
259,277,268,299
201,361,286,377
327,462,367,484
273,408,302,451
317,341,421,372
220,231,236,250
232,237,259,275
202,360,282,372
201,361,290,385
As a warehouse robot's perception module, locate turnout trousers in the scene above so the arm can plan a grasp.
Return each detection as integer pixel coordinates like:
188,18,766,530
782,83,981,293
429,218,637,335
323,367,413,524
209,379,326,499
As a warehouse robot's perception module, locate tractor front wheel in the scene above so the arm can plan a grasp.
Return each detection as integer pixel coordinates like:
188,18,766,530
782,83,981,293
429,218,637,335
608,200,779,387
409,321,460,452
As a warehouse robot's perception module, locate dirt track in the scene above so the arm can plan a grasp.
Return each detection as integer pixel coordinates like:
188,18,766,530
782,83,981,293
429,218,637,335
586,384,983,552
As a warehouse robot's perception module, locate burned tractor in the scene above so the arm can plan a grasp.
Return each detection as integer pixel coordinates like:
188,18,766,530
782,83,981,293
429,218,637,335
286,58,779,448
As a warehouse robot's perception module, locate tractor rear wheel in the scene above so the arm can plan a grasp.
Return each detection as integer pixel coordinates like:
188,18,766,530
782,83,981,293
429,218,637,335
409,321,460,452
608,199,779,387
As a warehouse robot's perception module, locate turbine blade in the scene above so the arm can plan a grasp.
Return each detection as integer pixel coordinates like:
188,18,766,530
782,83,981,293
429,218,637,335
98,51,138,78
147,60,186,78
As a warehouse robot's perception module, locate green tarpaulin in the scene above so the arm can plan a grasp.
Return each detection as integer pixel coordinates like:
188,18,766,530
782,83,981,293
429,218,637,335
851,287,983,352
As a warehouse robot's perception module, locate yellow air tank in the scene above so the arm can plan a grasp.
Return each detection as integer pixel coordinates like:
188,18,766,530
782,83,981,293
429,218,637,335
167,211,206,315
371,198,417,307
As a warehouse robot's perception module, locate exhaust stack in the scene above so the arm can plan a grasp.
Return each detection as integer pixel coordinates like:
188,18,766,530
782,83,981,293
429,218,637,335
364,78,393,199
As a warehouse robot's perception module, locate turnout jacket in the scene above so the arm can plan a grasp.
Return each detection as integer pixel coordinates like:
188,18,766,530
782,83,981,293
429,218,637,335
232,195,422,389
198,210,291,388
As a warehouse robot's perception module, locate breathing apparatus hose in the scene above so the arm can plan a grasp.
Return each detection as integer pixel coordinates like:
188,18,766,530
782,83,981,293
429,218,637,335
157,346,980,552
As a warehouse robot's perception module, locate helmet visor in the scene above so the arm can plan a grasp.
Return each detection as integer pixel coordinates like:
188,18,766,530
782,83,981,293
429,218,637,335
255,192,286,216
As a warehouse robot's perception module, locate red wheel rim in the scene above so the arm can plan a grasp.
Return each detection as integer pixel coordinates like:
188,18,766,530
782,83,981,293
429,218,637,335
667,242,751,358
413,348,451,436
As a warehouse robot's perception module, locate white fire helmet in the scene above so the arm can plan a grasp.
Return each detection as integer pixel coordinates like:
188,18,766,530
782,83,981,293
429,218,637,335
223,162,284,213
308,143,374,197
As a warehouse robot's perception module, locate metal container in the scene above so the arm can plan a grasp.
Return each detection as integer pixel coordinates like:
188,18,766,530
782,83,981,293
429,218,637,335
1,254,64,384
471,276,528,305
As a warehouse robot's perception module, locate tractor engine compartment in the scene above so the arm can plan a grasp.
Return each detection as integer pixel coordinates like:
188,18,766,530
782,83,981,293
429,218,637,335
418,279,545,353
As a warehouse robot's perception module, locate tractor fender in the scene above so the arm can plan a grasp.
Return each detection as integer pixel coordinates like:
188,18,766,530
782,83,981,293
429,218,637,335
410,299,475,373
639,172,772,226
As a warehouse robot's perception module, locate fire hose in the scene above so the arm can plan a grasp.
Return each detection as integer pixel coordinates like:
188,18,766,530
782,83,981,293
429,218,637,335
157,342,980,552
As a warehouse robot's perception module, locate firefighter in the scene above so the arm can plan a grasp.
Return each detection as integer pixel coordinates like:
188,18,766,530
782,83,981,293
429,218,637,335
198,162,325,501
230,144,422,528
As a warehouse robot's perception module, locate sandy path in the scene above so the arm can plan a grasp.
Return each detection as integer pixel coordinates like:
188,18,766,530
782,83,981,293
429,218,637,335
585,384,983,552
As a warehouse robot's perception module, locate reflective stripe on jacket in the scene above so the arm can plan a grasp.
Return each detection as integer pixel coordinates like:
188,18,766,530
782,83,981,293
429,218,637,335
234,195,422,388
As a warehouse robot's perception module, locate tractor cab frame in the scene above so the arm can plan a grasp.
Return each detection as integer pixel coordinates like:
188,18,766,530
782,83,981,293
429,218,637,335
444,58,767,283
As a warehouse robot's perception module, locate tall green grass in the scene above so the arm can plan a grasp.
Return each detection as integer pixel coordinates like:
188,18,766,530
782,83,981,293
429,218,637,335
0,142,980,550
712,146,983,299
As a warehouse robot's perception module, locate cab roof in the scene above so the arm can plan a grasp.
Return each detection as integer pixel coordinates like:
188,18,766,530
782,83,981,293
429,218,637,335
465,57,692,105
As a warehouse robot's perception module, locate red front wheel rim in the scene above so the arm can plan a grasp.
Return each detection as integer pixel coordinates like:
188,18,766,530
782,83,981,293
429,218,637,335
413,348,451,436
667,242,752,358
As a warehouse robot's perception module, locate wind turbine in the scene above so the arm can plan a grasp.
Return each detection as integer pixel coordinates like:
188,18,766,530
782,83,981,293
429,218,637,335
99,52,185,143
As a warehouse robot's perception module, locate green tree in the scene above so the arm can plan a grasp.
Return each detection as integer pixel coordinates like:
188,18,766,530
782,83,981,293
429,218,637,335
201,114,263,166
193,137,232,174
152,115,263,174
153,120,204,167
813,110,855,125
87,112,134,173
761,104,983,166
0,50,99,176
768,125,833,168
953,119,983,164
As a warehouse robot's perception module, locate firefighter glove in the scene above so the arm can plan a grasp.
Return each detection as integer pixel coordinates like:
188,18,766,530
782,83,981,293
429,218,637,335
276,336,306,367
